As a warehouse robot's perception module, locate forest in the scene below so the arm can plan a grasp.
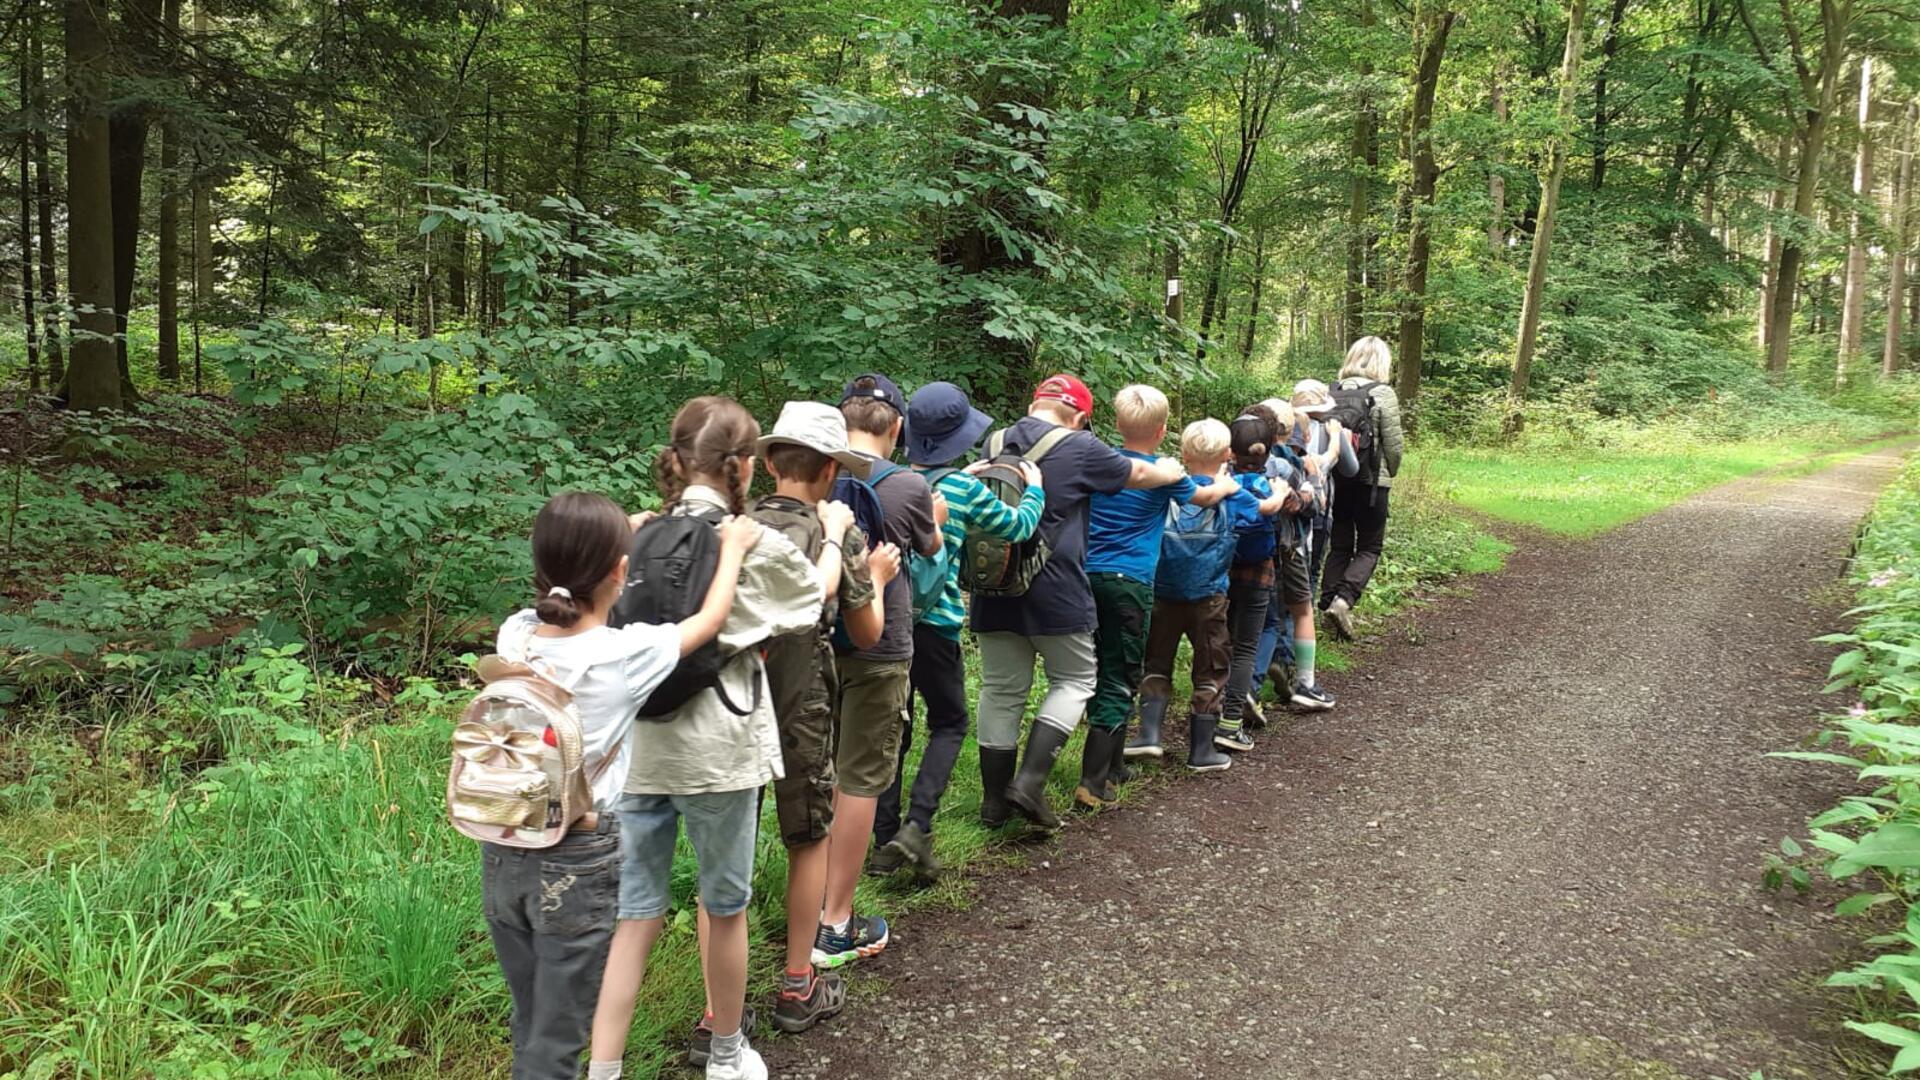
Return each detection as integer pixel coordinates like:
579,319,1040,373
3,0,1920,1075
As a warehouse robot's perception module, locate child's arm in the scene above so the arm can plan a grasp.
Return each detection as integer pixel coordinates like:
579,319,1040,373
676,516,762,657
839,542,900,650
1188,466,1239,507
813,500,856,606
1124,455,1188,490
952,465,1045,542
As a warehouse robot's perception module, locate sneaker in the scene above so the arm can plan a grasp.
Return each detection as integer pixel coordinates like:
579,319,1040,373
688,1007,758,1068
1214,724,1254,753
812,913,890,970
1291,683,1336,711
885,821,941,876
866,842,907,877
1325,596,1355,640
772,970,847,1034
705,1043,767,1080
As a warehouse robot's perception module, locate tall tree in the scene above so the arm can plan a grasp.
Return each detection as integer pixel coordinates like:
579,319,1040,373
1758,132,1791,349
1886,100,1914,377
1509,0,1590,428
157,0,181,382
1393,0,1455,408
34,0,60,388
19,16,40,391
1836,55,1873,383
1344,0,1376,342
1195,44,1286,359
64,0,121,410
1590,0,1630,190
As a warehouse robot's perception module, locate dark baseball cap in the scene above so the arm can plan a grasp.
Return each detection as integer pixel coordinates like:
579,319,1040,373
840,373,905,415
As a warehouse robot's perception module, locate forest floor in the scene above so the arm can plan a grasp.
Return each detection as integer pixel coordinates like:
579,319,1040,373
766,442,1914,1080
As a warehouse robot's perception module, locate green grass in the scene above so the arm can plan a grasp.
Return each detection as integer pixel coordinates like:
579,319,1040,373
1415,433,1913,537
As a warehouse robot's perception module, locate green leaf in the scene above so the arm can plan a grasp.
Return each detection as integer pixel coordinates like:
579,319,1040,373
1832,824,1920,878
1846,1020,1920,1049
1835,892,1899,917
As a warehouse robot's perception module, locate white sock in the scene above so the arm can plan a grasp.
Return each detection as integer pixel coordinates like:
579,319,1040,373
710,1029,744,1065
587,1061,622,1080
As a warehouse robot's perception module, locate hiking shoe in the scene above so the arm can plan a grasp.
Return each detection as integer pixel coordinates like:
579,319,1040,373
705,1043,767,1080
885,821,941,876
1325,597,1355,640
688,1007,758,1068
772,970,846,1034
866,842,907,877
1291,683,1336,711
812,913,890,970
1214,724,1254,753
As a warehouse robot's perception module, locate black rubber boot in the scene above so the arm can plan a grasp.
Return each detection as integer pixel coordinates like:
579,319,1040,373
1005,723,1071,830
1074,727,1120,811
1187,714,1232,772
978,747,1016,828
1124,695,1170,760
1109,726,1133,786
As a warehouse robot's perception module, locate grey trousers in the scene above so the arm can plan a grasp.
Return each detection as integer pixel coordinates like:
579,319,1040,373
483,817,622,1080
975,630,1098,749
1222,578,1271,725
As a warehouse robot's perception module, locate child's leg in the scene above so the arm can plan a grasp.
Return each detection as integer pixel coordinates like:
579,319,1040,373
1087,574,1144,735
1130,599,1182,756
904,623,970,835
590,793,679,1063
785,841,829,971
771,674,836,976
1249,579,1284,700
1190,595,1232,717
824,656,911,928
1291,600,1317,687
678,788,762,1042
974,631,1038,751
1276,542,1314,690
1220,575,1271,737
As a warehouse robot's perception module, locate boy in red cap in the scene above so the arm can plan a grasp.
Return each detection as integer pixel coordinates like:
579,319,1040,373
969,374,1189,829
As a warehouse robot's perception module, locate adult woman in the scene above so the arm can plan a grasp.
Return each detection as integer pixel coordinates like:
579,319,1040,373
1320,335,1405,638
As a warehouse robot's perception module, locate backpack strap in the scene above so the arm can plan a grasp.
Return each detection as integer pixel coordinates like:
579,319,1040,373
923,466,959,491
498,619,591,693
865,460,901,486
1026,425,1073,464
986,428,1007,459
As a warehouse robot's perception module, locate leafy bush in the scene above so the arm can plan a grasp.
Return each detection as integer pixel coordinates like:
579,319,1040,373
1772,457,1920,1074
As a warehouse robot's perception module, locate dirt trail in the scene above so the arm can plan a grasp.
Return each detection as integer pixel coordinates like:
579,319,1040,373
766,444,1913,1080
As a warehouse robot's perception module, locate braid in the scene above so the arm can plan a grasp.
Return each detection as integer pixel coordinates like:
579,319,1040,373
721,454,746,516
661,396,760,513
655,446,688,509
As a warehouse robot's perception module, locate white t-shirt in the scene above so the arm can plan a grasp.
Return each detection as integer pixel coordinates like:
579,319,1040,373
495,610,680,809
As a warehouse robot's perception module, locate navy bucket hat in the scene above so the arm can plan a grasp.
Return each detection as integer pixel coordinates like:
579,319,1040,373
904,382,993,467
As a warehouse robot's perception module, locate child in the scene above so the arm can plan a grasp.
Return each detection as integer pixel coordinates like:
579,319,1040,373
816,373,943,969
1216,410,1296,752
590,396,824,1080
872,381,1045,877
750,401,902,1034
1128,419,1243,770
1247,399,1336,715
1287,382,1354,694
970,374,1190,830
1077,384,1234,809
488,491,757,1080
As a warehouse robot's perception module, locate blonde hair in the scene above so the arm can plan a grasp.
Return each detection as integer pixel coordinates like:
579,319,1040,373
1267,400,1297,432
1180,418,1231,460
1340,336,1392,384
1113,384,1170,440
1291,385,1331,411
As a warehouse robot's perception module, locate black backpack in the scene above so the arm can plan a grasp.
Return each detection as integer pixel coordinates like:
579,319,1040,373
1325,379,1382,488
609,505,757,719
964,426,1071,597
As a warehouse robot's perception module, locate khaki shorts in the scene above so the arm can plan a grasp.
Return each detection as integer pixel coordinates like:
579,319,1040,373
833,656,912,798
771,636,837,849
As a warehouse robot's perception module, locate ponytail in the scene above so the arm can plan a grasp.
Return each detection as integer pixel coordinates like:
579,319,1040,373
530,492,630,626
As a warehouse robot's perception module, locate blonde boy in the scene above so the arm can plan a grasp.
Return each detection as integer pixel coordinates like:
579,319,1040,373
1079,387,1233,805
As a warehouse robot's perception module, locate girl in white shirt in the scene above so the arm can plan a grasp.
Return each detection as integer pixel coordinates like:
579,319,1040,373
486,491,756,1080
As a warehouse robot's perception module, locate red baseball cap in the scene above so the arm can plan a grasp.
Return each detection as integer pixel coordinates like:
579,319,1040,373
1032,373,1094,415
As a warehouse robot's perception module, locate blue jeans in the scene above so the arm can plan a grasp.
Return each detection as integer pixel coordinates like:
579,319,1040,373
616,788,760,920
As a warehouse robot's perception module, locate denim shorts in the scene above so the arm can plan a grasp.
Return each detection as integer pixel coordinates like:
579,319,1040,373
616,788,760,920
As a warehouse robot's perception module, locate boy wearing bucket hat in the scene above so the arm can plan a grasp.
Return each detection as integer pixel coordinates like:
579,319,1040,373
870,382,1045,876
970,374,1189,830
749,401,901,1035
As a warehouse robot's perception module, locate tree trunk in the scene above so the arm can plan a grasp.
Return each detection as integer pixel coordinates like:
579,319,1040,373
156,0,181,382
1489,71,1507,252
1195,234,1234,357
1758,131,1791,350
449,155,469,316
1164,244,1182,323
1837,56,1873,384
109,103,149,390
19,22,39,390
1764,0,1853,374
33,0,61,387
1508,0,1589,430
567,0,590,322
1886,101,1915,377
1590,0,1629,191
1394,3,1455,409
64,0,121,410
1344,0,1375,342
1239,223,1267,360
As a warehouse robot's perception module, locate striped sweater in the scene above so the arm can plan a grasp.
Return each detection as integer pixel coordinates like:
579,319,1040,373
913,466,1046,640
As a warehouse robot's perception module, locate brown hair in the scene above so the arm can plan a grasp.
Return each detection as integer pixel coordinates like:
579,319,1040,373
1230,413,1274,474
656,396,760,515
764,442,835,484
531,492,631,628
841,377,901,437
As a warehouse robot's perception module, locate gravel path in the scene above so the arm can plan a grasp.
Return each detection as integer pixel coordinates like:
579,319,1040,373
767,444,1911,1080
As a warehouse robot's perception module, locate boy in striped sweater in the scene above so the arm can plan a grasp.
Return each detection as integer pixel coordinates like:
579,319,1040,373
869,381,1044,877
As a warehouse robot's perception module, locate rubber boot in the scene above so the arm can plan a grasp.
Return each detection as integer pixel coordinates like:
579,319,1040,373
978,747,1017,828
1074,727,1120,811
1187,714,1232,773
1109,724,1133,786
1124,696,1169,760
1005,723,1071,830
